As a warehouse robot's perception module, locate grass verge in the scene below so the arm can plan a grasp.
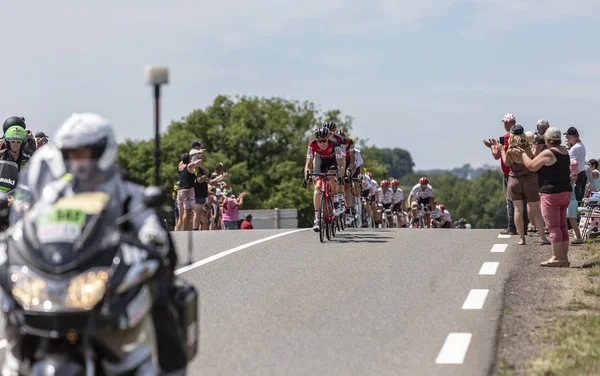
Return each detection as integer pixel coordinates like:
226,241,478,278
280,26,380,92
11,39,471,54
524,239,600,376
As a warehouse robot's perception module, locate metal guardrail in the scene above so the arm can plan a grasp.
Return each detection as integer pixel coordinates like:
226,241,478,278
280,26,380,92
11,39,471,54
237,208,298,229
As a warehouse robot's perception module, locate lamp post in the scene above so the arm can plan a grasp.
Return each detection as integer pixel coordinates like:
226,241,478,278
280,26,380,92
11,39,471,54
144,66,169,187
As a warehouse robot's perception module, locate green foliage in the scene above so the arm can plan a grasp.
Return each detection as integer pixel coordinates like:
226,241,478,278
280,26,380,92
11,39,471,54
116,94,505,229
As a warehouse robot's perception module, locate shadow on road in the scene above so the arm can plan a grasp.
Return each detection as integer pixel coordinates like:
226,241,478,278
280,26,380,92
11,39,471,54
332,231,393,243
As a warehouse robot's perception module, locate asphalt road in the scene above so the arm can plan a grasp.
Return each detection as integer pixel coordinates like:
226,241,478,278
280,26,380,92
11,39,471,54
0,228,519,375
172,228,518,376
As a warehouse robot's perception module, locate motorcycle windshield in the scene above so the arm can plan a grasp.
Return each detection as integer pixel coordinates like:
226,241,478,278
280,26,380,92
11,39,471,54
0,160,19,194
22,191,116,268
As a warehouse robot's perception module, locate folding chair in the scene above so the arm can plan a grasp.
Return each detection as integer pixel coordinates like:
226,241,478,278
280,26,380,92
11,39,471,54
579,191,600,240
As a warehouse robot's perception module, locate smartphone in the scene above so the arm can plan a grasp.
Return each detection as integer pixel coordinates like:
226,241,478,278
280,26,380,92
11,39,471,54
499,136,505,145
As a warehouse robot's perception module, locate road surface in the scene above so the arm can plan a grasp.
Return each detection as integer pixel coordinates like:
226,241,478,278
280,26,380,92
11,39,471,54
173,228,517,376
0,228,518,375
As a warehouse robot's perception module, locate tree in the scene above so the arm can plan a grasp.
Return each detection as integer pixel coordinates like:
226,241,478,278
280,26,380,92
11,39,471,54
117,95,371,228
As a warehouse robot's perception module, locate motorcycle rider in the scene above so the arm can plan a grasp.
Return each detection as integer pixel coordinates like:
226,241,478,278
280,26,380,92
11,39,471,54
1,116,36,156
6,113,188,375
0,126,34,172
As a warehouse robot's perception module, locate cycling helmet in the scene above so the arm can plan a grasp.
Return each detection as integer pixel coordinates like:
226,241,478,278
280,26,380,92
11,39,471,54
380,179,390,187
55,113,118,176
3,116,26,134
314,126,329,140
4,126,26,142
322,121,337,132
365,172,373,179
391,179,399,186
335,128,346,138
419,176,429,185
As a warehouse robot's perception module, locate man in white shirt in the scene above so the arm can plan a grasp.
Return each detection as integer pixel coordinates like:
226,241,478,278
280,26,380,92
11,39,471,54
564,127,587,201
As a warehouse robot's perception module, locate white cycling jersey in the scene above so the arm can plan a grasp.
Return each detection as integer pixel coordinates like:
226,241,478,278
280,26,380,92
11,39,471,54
443,209,452,223
354,148,364,167
378,187,393,204
410,183,434,199
391,188,404,203
369,179,379,196
431,205,443,219
361,174,372,191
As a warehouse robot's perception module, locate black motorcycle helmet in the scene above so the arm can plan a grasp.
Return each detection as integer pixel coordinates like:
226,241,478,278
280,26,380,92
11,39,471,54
3,117,26,134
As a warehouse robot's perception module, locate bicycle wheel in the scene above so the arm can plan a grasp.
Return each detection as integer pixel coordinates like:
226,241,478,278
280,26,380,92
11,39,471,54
319,195,326,243
326,194,334,240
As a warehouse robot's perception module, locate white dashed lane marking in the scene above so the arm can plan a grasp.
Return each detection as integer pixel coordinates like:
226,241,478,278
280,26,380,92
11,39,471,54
479,262,499,275
435,333,472,364
461,289,489,310
490,244,508,253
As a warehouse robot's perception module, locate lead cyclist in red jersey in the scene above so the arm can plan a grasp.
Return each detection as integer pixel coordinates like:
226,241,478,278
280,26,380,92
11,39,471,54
305,126,346,230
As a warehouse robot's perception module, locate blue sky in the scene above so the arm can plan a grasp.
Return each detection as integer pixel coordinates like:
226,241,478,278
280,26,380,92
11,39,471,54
2,0,599,170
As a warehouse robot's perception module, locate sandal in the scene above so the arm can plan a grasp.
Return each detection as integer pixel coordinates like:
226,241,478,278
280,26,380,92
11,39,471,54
540,259,570,267
540,240,551,245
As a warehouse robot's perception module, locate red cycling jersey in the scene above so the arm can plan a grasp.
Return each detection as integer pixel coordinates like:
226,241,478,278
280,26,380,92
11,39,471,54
306,139,344,160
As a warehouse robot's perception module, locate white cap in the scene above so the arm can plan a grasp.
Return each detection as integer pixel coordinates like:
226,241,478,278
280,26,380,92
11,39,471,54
215,188,223,196
502,114,516,122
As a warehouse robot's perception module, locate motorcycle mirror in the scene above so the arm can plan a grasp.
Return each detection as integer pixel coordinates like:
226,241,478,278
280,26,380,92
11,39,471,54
142,186,165,209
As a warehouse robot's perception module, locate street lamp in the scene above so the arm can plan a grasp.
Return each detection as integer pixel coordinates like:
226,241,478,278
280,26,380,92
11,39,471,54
144,65,169,187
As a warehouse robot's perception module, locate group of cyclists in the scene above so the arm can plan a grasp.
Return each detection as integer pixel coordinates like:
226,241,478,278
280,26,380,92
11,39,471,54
304,122,457,230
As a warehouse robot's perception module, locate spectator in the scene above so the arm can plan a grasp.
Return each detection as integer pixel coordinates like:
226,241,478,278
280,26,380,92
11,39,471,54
209,162,230,190
567,160,584,244
241,214,254,229
589,159,600,190
521,127,571,267
495,124,548,245
222,189,246,230
564,127,587,202
173,182,180,230
35,132,49,149
534,118,550,156
484,113,528,235
175,153,196,231
190,149,210,231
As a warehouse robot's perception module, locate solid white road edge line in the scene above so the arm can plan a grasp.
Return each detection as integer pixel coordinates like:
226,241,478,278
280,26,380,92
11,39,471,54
435,333,472,364
498,234,512,239
174,229,310,275
490,244,508,253
479,262,499,275
462,289,489,310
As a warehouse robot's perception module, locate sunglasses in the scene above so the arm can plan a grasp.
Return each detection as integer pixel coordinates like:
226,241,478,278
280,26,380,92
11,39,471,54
317,139,328,143
9,140,22,144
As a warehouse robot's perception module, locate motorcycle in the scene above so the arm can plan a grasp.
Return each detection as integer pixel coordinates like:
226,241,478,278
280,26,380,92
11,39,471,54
0,186,198,375
0,159,19,231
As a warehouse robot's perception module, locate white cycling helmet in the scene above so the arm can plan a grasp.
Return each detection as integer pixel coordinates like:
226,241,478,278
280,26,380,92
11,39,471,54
54,113,117,172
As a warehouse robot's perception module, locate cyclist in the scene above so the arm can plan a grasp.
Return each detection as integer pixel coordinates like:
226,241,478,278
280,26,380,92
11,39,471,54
378,179,394,227
360,171,378,227
430,200,444,228
408,176,435,228
0,117,36,158
335,128,356,223
390,179,404,227
305,126,345,231
439,204,453,228
321,121,347,215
